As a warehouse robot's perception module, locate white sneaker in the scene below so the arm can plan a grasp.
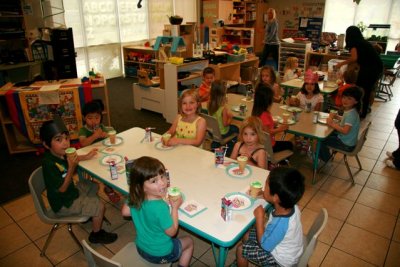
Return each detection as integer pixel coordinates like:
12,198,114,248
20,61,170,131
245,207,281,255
386,151,393,158
385,159,396,169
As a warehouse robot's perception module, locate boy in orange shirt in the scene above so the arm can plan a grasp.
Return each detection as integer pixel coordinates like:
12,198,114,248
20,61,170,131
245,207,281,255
198,67,215,102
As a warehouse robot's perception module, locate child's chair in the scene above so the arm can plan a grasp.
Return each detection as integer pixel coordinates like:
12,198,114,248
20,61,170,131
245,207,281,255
263,131,293,170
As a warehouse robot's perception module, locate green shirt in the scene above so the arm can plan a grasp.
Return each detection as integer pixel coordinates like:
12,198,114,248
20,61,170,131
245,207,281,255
78,124,106,143
42,151,79,212
130,199,173,256
212,106,229,135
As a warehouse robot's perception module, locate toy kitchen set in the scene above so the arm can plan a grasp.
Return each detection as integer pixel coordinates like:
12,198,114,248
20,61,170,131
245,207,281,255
129,15,259,123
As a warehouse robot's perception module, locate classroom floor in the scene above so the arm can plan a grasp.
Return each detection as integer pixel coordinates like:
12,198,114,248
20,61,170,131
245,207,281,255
0,82,399,267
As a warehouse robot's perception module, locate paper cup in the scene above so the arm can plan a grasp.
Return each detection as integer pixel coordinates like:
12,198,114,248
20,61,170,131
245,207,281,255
108,130,117,144
282,113,290,123
65,147,77,159
162,133,171,144
237,156,248,172
329,110,338,120
168,187,181,202
250,181,263,198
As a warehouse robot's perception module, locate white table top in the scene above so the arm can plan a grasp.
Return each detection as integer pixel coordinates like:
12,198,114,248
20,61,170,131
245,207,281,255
78,127,269,247
280,78,338,95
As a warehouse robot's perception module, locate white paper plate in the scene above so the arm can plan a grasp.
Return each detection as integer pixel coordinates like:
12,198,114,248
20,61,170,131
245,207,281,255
100,154,123,166
318,118,327,124
102,136,123,146
154,141,174,150
287,107,302,113
272,116,281,122
278,118,296,125
226,164,252,178
225,192,253,211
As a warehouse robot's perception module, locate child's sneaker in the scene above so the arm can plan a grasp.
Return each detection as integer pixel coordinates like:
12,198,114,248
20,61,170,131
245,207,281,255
385,159,397,169
89,229,118,244
104,186,120,203
386,151,393,158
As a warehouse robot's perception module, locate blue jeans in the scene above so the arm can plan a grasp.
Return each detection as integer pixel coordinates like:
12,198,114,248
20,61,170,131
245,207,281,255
319,133,355,162
136,238,182,264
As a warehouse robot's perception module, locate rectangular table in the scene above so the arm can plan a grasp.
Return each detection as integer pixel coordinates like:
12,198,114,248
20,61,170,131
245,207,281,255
77,127,269,267
225,94,334,183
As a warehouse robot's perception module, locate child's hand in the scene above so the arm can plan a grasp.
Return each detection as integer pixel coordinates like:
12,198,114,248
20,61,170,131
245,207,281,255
93,128,105,139
67,153,79,169
169,195,183,209
166,136,178,146
85,148,98,159
253,205,265,218
326,117,334,127
278,124,289,131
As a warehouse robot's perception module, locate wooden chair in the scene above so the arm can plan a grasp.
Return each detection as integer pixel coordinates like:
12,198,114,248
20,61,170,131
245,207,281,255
82,240,170,267
28,167,90,256
326,121,372,184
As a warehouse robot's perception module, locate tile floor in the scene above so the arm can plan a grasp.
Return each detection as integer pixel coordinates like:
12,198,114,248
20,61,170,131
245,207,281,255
1,81,400,267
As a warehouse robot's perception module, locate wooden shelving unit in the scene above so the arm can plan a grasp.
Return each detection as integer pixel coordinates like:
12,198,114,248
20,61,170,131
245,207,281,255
278,41,312,78
122,46,159,78
0,79,111,154
223,27,254,47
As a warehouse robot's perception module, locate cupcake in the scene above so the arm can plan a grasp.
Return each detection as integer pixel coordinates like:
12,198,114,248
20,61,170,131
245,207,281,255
250,181,263,198
168,187,181,201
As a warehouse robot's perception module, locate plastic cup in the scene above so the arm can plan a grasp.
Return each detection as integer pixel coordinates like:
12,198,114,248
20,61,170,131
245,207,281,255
329,110,338,120
162,133,171,145
237,156,248,172
250,181,263,198
65,147,77,159
282,112,290,123
168,187,181,202
108,130,117,144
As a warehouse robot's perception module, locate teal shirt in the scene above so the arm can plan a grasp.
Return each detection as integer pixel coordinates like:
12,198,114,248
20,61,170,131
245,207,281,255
211,106,229,135
338,108,360,146
130,199,173,256
42,151,79,212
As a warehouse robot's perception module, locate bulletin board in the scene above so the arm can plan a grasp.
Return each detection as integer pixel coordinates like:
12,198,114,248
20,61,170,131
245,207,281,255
298,17,323,50
18,87,82,144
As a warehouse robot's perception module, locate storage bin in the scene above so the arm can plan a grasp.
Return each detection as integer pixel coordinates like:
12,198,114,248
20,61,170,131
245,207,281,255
227,53,245,63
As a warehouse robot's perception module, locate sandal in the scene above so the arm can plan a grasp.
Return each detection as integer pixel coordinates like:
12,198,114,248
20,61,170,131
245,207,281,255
104,187,121,203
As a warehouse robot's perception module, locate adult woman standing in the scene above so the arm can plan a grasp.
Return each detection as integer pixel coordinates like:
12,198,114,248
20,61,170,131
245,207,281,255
336,26,383,118
259,8,280,69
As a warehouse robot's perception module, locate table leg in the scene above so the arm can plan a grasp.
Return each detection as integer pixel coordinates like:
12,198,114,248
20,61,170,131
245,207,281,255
312,140,322,184
211,243,229,267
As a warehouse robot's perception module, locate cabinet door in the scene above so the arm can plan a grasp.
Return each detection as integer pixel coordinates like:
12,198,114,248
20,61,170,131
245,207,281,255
218,0,233,25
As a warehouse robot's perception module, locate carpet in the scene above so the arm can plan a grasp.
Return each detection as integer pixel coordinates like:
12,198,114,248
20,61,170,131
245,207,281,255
0,77,171,204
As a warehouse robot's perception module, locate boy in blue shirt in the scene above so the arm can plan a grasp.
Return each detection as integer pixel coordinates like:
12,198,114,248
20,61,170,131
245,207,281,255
234,167,305,267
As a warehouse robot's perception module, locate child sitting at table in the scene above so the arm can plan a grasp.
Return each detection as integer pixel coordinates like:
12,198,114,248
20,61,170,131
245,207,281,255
319,86,363,162
162,88,207,147
230,116,267,169
40,117,118,244
283,56,302,82
289,69,323,112
252,84,293,153
207,80,239,155
234,167,305,267
79,99,120,203
198,67,215,102
333,67,358,108
257,65,283,103
121,156,193,266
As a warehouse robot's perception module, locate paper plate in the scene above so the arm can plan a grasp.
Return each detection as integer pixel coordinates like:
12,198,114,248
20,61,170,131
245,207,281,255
225,192,254,211
287,107,302,113
226,164,252,179
318,118,327,124
278,118,296,125
241,97,253,102
100,154,123,166
272,116,281,122
231,105,240,112
319,113,329,119
155,141,174,150
102,136,123,146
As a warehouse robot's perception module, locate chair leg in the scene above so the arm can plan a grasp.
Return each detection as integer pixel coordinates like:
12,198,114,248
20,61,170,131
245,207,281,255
67,223,83,251
103,216,111,226
41,223,60,256
343,156,355,185
355,155,362,171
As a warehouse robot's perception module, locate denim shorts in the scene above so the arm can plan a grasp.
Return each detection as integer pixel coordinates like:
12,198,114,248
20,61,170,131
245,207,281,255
137,238,182,264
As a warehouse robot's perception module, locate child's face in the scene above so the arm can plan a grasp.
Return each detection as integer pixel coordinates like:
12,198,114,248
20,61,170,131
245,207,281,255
242,127,259,146
305,83,315,94
48,133,70,157
261,70,271,84
85,113,101,129
143,174,168,200
181,95,198,116
342,95,357,110
204,73,215,86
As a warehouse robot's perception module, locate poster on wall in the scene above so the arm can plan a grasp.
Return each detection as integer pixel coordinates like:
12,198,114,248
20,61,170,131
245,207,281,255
18,87,82,144
298,17,323,50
